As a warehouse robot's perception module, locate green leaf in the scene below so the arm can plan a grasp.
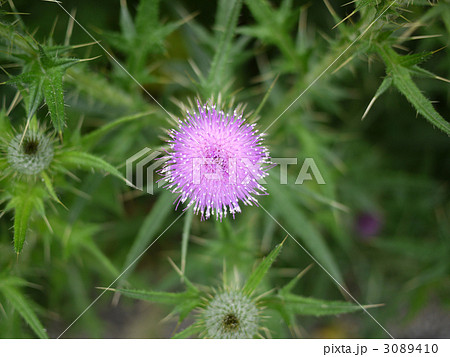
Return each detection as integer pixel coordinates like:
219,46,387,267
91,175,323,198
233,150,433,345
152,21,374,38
0,285,48,338
8,72,44,120
377,45,450,135
391,66,450,135
12,192,34,254
396,51,433,68
119,190,174,282
268,178,344,284
42,68,65,134
79,111,153,148
110,286,201,322
4,184,46,253
119,0,136,41
362,76,392,119
135,0,160,36
242,239,284,296
181,207,194,275
82,239,120,278
277,293,370,316
111,288,196,305
58,151,125,181
172,323,204,339
40,171,63,206
205,0,242,96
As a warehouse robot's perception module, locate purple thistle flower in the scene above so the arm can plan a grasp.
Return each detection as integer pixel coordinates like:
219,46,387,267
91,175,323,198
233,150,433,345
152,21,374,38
161,101,271,220
355,212,383,240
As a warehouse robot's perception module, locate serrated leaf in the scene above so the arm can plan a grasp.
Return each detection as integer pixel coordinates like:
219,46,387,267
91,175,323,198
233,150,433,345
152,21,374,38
392,66,450,135
378,45,450,135
242,240,284,296
13,192,34,254
396,52,433,68
40,171,62,206
42,67,65,133
58,151,125,181
0,285,48,338
111,288,197,305
278,293,369,316
8,72,44,120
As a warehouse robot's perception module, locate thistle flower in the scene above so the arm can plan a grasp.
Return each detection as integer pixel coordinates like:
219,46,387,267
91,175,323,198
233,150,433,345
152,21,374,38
6,130,54,176
161,102,271,220
202,290,259,339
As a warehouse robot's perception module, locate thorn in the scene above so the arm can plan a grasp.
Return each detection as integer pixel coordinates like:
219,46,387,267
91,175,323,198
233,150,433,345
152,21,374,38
332,10,356,29
362,94,379,120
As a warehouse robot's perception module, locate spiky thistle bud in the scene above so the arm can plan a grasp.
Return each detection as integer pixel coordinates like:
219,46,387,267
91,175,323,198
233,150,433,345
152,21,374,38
7,130,54,175
202,290,259,339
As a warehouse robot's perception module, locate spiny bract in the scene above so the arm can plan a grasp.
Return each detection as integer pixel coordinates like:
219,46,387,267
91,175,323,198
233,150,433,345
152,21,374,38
202,290,259,339
161,102,271,220
7,130,54,175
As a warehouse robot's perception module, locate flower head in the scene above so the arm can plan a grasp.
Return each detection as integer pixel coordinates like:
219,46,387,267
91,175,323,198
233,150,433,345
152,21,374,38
202,290,259,339
161,102,271,220
7,130,54,175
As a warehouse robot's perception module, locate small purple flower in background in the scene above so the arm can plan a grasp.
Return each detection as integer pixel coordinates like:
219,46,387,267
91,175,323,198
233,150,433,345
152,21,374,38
355,212,383,240
161,101,271,220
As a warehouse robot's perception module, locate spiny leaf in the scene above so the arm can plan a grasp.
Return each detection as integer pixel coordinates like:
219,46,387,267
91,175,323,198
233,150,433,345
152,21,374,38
0,285,48,338
58,151,125,181
8,72,43,120
378,45,450,135
362,76,392,120
277,293,375,316
40,171,63,206
12,192,34,254
42,67,65,134
205,0,242,96
108,288,199,305
391,66,450,135
242,239,284,296
396,51,433,68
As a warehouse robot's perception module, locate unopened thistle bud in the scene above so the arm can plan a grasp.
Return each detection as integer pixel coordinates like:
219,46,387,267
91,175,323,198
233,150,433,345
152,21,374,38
202,290,259,339
7,131,54,175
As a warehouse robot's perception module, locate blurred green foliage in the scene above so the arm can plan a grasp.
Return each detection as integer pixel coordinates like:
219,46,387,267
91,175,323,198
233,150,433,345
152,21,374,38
0,0,449,338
